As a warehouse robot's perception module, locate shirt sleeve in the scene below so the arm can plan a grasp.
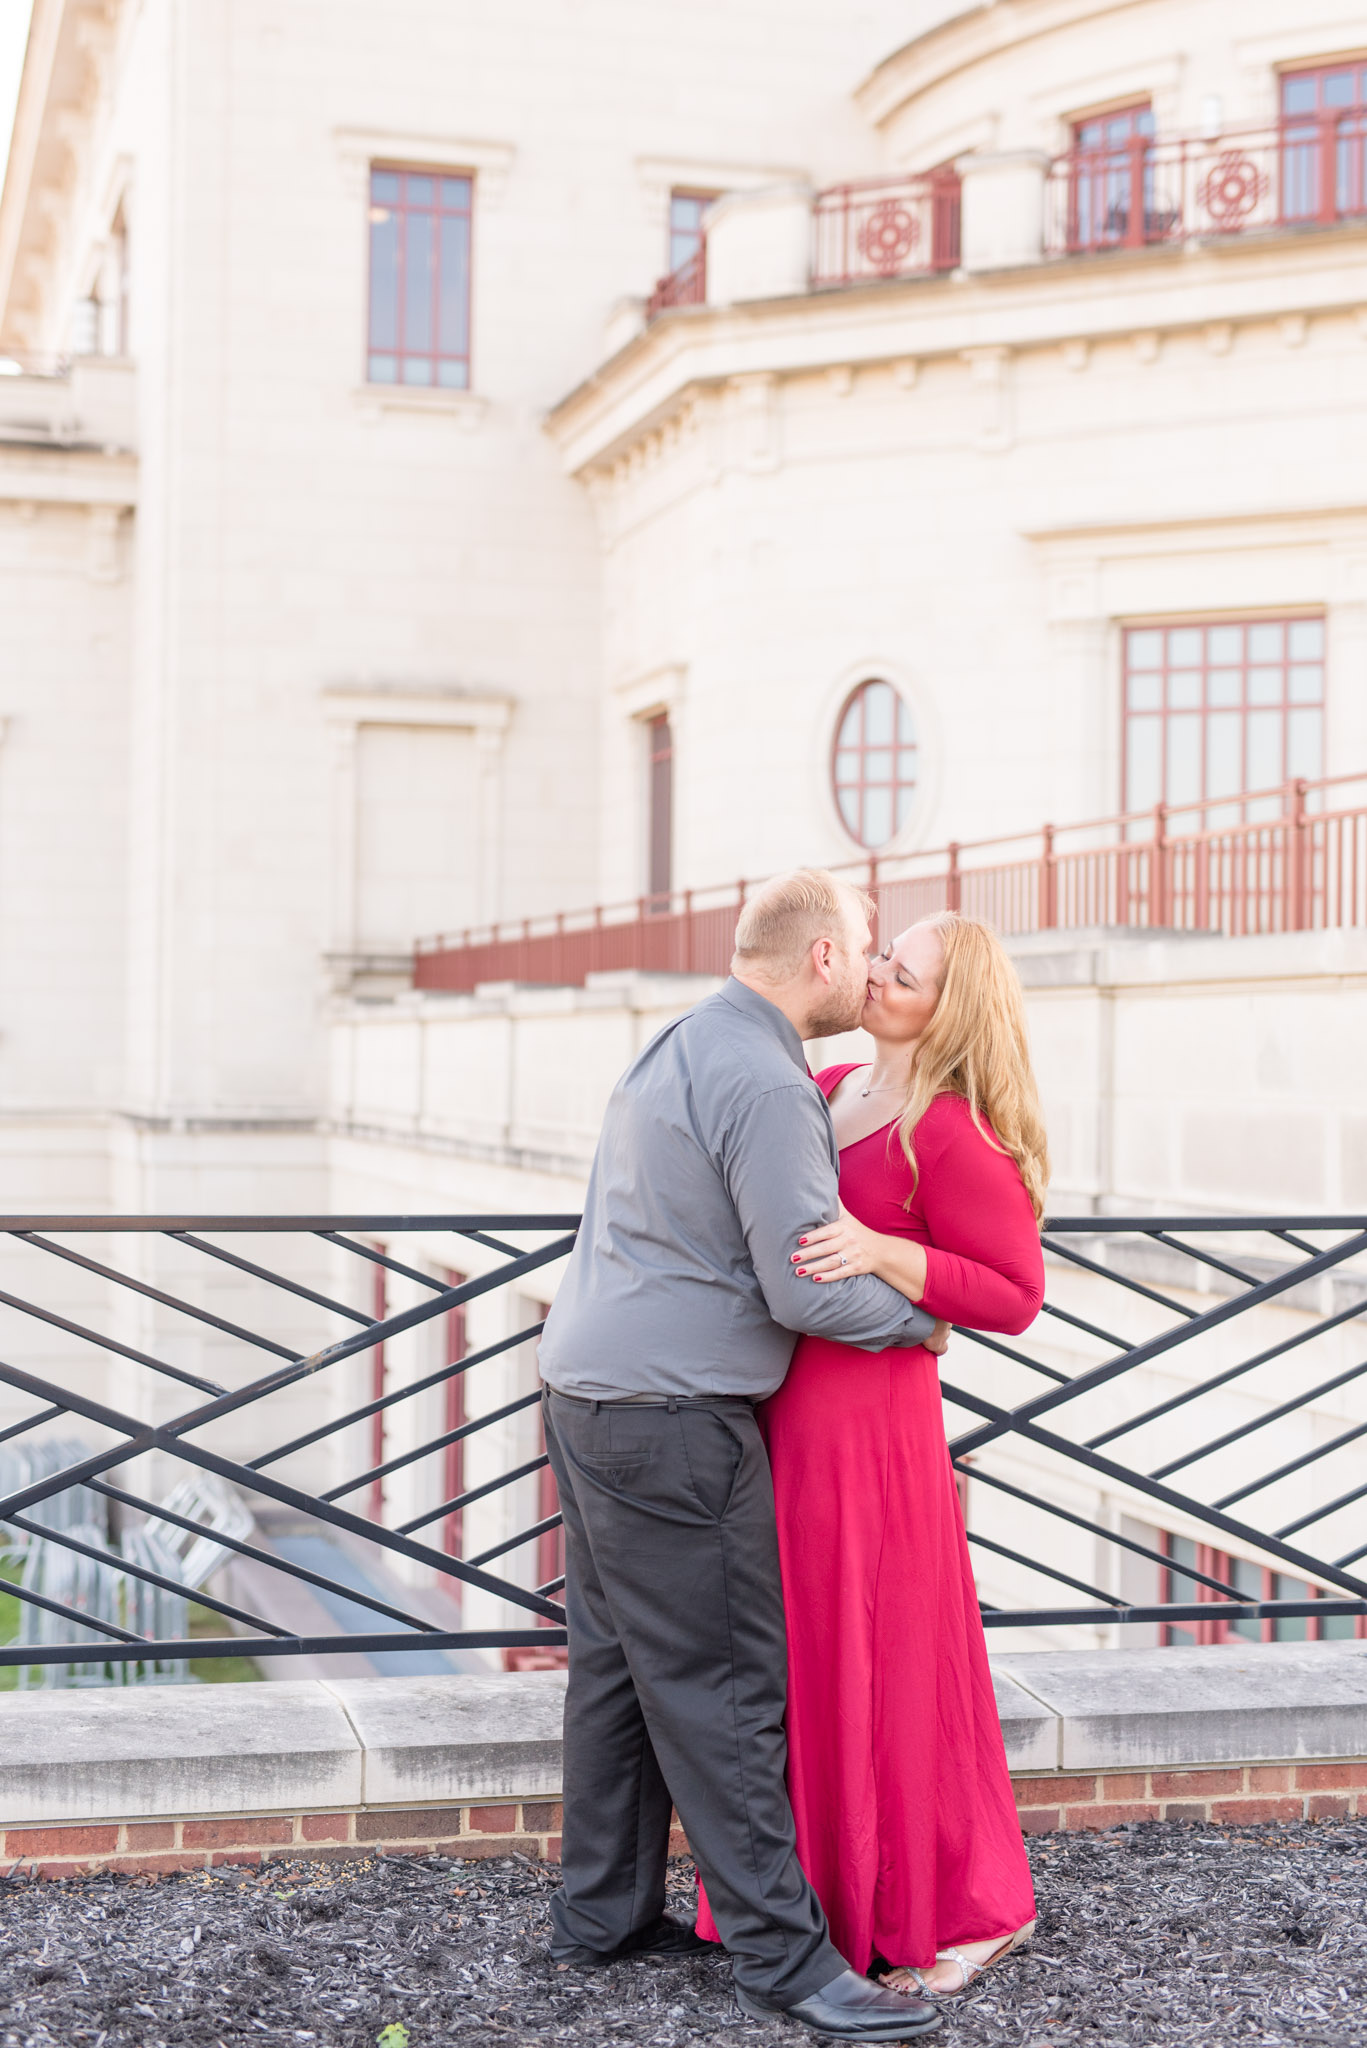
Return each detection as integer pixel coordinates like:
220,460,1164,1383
719,1080,937,1351
915,1110,1045,1335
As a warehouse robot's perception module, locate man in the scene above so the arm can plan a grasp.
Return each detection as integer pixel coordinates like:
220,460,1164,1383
539,870,945,2041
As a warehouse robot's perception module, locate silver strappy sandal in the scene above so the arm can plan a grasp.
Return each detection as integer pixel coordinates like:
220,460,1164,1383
882,1919,1035,1999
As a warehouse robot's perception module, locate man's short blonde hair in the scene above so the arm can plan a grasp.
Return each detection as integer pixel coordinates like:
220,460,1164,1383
731,868,874,980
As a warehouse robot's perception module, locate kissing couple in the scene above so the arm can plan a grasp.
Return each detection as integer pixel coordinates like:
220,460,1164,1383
538,869,1049,2040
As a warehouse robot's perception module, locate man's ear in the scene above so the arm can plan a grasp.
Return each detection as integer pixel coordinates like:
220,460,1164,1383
811,936,834,985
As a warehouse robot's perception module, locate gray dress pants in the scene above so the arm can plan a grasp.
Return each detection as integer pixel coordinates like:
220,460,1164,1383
541,1386,844,2005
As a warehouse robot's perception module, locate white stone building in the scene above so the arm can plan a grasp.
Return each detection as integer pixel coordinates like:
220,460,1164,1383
1,0,1365,1659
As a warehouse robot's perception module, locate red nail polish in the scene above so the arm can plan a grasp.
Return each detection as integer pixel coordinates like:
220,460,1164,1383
796,1267,807,1276
799,1238,808,1246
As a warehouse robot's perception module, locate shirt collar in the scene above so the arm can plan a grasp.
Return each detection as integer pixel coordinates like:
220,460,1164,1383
718,977,810,1077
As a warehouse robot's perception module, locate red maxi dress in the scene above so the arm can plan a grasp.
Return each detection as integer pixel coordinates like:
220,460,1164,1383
697,1073,1044,1972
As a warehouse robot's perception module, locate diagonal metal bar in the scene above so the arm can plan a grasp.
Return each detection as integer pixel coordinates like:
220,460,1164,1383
1040,1234,1200,1319
1162,1349,1367,1486
965,1529,1125,1608
1271,1227,1337,1257
14,1232,300,1362
168,1231,375,1326
0,1572,148,1645
0,1286,225,1396
0,1349,566,1622
456,1228,528,1259
5,1512,289,1638
952,1229,1367,1463
399,1455,549,1537
535,1575,566,1597
167,1237,575,1437
1097,1295,1367,1458
965,1408,1367,1600
322,1388,543,1503
948,1326,1070,1384
467,1513,563,1569
0,1403,65,1446
955,1460,1245,1600
142,1435,566,1622
1146,1229,1263,1289
315,1231,451,1295
88,1479,447,1635
1277,1471,1367,1540
1216,1416,1367,1511
1037,1298,1132,1350
249,1322,544,1471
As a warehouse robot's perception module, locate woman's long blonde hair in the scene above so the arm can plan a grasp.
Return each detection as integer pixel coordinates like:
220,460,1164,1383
894,911,1050,1224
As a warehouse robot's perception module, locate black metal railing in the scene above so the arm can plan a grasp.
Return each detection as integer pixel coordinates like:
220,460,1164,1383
0,1213,1361,1674
0,1217,577,1675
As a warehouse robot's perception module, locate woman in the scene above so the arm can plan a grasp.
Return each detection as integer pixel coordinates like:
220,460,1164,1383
696,909,1048,1998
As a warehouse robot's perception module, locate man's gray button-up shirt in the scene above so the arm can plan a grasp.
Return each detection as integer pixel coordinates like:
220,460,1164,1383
538,977,936,1401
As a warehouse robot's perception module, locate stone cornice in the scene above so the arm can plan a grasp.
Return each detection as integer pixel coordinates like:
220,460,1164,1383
545,230,1367,477
856,0,1159,132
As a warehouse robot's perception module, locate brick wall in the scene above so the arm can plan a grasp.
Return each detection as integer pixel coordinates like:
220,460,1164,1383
6,1763,1363,1881
0,1799,692,1883
1013,1761,1367,1833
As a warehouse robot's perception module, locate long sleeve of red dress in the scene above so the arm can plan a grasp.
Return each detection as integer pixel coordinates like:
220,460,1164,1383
909,1096,1044,1335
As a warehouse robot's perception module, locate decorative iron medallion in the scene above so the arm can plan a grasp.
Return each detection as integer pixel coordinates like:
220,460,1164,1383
857,197,921,275
1199,151,1266,231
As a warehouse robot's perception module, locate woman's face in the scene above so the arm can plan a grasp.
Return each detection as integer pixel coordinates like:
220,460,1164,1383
864,922,944,1046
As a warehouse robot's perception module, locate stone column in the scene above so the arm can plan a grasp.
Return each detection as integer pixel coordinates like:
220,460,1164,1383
956,149,1050,272
704,183,813,305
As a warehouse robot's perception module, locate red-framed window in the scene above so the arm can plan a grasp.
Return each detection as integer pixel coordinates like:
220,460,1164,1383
1068,101,1157,250
367,165,472,388
441,1273,467,1557
668,189,717,273
367,1259,387,1520
1280,59,1367,224
1160,1533,1364,1646
1123,615,1324,823
832,679,919,849
646,713,673,910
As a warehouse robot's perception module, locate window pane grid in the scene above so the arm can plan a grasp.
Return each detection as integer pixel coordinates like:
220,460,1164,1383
1069,100,1157,250
1279,62,1367,222
1159,1534,1365,1646
368,165,473,389
668,189,718,275
832,681,919,849
1123,616,1324,822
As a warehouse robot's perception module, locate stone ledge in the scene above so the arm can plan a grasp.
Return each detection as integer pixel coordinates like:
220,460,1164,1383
995,1641,1367,1771
0,1644,1363,1867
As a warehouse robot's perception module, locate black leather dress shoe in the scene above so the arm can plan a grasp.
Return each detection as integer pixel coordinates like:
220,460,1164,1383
551,1913,714,1970
736,1966,940,2038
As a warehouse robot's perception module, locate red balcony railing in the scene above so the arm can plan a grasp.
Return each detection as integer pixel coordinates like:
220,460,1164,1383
1047,108,1367,254
812,171,961,287
645,245,706,321
413,772,1367,993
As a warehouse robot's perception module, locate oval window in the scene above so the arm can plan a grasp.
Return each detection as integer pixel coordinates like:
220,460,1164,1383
831,679,919,848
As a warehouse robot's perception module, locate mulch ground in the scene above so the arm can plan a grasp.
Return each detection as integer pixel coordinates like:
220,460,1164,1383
0,1815,1362,2046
